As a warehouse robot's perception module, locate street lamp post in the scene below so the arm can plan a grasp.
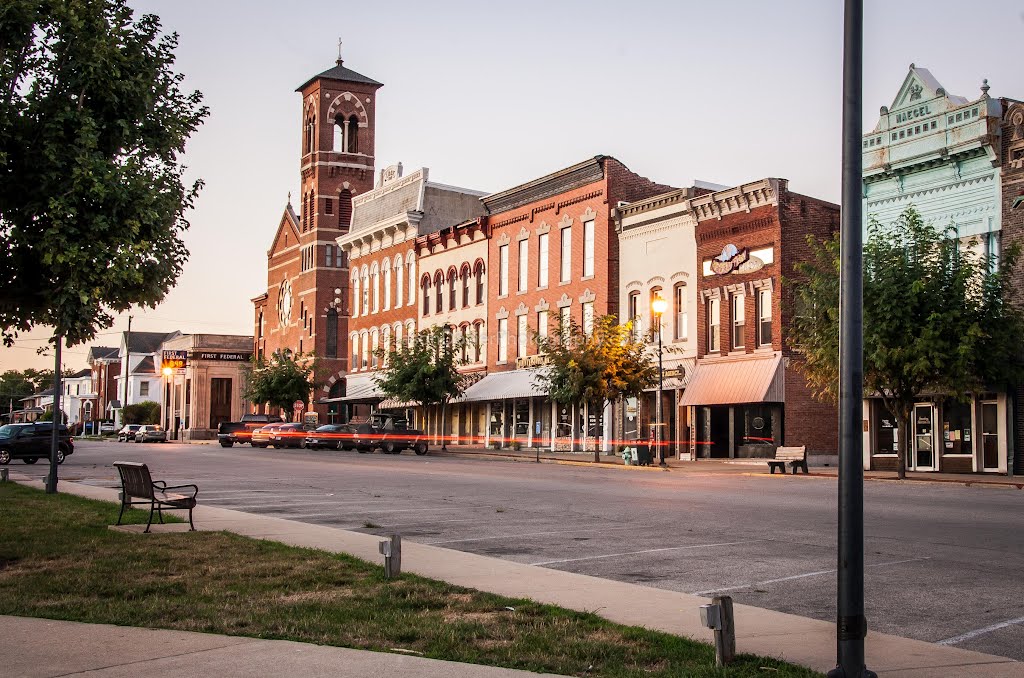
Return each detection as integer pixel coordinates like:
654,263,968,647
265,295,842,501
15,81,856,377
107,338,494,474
651,295,668,467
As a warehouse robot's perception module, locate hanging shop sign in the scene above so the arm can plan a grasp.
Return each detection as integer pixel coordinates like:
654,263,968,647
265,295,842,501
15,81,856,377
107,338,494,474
161,350,188,370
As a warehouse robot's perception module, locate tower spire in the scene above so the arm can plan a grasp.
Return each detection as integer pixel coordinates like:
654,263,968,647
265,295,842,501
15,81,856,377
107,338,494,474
336,38,343,66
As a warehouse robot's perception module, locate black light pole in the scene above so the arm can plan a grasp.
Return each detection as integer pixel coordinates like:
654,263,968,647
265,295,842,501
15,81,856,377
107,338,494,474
829,1,874,676
652,295,668,467
46,336,62,494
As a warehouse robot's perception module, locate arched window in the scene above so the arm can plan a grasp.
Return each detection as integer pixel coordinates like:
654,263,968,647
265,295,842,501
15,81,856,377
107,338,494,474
475,322,485,363
394,255,404,307
347,115,359,153
448,269,457,310
407,255,416,306
406,320,415,342
333,116,344,151
628,290,641,341
350,333,359,370
370,329,379,368
421,276,431,315
434,271,444,313
351,276,360,319
360,331,369,369
459,324,469,363
370,263,380,313
325,308,338,359
674,282,688,341
475,261,485,305
360,267,369,316
394,322,403,349
461,264,471,308
338,191,352,230
382,262,391,310
649,285,663,341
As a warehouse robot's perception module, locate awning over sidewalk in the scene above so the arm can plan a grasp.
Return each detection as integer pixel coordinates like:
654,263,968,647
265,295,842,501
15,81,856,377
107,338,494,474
320,374,385,404
462,368,548,402
678,354,784,406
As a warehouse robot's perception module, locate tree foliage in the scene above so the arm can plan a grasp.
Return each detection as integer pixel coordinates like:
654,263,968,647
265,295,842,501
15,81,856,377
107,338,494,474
243,350,320,420
533,314,657,406
122,399,158,424
0,0,208,348
374,325,467,412
790,206,1024,476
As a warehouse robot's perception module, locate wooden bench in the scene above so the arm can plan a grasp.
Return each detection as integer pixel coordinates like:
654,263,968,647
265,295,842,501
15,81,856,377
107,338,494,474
767,446,808,474
114,461,198,532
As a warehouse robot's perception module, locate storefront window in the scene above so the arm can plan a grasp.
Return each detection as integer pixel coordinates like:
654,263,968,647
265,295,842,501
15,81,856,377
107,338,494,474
489,406,504,440
514,400,529,437
873,401,898,454
941,398,971,455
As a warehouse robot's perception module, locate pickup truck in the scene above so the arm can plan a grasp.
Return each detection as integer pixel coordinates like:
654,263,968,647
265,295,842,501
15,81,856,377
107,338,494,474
349,413,429,455
217,414,284,447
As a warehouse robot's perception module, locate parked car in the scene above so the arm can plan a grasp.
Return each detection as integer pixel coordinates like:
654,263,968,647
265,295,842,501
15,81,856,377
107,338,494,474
250,423,284,449
0,422,75,465
304,424,350,450
99,421,117,434
268,422,311,449
117,424,142,442
349,413,428,455
217,413,285,448
133,425,167,443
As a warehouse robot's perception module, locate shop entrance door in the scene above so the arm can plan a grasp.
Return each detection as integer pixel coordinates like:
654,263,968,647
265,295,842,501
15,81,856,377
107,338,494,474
912,403,935,471
981,401,999,471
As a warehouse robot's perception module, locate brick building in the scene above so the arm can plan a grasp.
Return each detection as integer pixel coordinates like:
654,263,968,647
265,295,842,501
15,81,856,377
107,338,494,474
252,55,381,422
861,66,1021,474
416,217,491,443
678,179,839,460
460,156,673,450
86,346,120,424
333,166,486,422
1000,99,1024,475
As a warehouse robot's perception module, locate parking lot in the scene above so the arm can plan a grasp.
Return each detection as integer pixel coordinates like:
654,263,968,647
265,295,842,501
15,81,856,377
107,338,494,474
14,438,1024,662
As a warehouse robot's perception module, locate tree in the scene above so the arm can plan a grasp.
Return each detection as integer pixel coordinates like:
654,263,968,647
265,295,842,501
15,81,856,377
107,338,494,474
0,0,208,348
122,400,159,424
374,326,467,449
243,350,320,421
790,206,1024,478
533,314,657,460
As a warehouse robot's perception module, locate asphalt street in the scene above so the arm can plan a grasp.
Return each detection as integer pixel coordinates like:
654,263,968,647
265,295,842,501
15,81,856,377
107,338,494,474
14,439,1024,662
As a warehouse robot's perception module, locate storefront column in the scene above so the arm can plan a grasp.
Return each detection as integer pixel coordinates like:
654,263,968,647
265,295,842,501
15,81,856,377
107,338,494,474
484,402,491,448
550,399,557,452
527,398,534,448
602,400,612,454
728,406,736,458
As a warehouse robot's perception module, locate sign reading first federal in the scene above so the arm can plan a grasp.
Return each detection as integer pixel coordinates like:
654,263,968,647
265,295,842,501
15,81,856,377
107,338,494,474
192,351,253,362
161,350,188,370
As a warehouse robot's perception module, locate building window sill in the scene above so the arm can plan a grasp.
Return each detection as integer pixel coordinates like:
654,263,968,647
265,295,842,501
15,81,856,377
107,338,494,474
537,285,548,291
581,275,594,281
497,294,508,300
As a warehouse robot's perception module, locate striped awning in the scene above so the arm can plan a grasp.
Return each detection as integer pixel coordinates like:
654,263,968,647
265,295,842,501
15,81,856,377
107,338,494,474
462,368,548,402
678,354,784,406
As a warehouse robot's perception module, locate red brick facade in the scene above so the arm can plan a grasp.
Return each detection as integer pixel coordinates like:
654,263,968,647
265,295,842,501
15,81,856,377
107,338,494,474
253,59,382,420
693,179,840,455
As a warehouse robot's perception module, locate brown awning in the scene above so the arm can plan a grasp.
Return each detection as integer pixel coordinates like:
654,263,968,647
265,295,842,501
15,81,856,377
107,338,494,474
678,354,784,406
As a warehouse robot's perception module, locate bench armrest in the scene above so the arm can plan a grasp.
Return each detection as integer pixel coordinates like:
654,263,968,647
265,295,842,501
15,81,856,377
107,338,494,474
152,482,199,499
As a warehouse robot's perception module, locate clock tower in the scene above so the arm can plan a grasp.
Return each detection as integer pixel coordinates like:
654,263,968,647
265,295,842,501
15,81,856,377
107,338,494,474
252,52,383,422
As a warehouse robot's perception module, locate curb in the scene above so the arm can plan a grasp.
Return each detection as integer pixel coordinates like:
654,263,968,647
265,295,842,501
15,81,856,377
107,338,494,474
741,470,1024,490
430,449,670,472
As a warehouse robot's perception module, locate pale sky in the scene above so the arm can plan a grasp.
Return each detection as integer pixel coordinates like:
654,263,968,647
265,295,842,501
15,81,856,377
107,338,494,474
4,0,1023,373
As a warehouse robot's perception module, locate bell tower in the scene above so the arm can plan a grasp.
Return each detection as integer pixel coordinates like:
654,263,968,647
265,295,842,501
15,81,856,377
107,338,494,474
295,48,383,237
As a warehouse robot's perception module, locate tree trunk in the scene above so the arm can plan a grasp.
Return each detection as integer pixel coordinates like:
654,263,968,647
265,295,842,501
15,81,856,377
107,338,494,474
440,400,448,451
895,410,909,480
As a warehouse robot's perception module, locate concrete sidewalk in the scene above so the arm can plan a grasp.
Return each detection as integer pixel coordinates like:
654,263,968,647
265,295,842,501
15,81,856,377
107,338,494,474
11,475,1024,677
0,615,565,678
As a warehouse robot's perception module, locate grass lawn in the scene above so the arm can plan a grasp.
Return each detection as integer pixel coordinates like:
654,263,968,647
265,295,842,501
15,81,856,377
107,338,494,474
0,483,820,677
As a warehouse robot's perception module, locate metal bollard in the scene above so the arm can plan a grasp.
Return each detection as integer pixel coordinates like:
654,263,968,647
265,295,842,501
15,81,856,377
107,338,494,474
379,534,402,579
699,595,735,666
1,468,9,482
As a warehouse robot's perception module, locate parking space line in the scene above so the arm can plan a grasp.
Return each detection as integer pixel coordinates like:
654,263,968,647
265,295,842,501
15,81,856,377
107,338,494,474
690,556,929,596
529,540,763,566
427,524,638,545
937,615,1024,646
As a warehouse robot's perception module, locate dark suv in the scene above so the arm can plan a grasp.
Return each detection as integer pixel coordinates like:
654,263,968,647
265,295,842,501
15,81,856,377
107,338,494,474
0,422,75,465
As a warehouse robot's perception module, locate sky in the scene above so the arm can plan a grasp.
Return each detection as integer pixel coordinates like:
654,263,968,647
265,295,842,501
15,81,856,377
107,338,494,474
3,0,1023,374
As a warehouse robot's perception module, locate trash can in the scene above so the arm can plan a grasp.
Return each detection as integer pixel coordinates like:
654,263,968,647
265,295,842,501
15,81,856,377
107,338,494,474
635,440,653,466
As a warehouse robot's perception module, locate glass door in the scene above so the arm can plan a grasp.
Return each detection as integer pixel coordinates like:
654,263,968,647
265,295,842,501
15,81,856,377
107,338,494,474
912,403,935,471
981,401,999,471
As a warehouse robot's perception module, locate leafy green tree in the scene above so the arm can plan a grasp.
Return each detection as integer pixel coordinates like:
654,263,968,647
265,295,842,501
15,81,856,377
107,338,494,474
243,350,320,421
533,314,657,460
374,326,467,449
790,206,1024,478
122,400,159,424
0,0,208,348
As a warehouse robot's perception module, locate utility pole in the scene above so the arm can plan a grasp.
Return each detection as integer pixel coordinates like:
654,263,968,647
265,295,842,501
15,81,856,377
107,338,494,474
829,1,874,677
45,337,62,494
122,315,132,427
